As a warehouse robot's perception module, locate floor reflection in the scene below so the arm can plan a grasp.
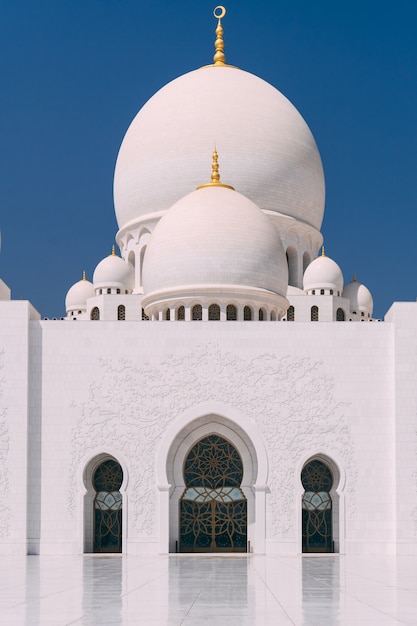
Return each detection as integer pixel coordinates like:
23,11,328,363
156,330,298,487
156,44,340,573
302,557,340,625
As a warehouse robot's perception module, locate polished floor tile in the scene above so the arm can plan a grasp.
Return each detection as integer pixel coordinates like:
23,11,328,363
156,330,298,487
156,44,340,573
0,554,417,625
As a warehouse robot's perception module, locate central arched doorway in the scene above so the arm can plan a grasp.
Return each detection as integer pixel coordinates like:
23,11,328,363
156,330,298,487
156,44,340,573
179,434,247,552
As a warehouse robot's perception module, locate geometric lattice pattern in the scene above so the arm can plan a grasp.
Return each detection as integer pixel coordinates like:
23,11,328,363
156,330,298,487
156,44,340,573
180,435,247,552
93,460,123,553
301,459,333,553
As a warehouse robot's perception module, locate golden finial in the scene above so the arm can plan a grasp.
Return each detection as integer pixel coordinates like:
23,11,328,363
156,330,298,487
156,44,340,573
353,272,357,282
321,246,325,257
82,270,86,281
196,148,235,190
111,245,116,256
213,6,226,66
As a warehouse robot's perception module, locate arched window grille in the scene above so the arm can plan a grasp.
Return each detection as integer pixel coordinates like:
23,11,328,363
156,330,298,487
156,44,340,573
117,305,125,321
208,304,220,321
226,305,237,321
302,459,333,553
91,307,100,321
320,289,325,295
287,305,295,321
311,306,319,322
180,435,247,553
259,308,265,321
141,307,149,321
93,459,123,553
165,308,171,321
243,306,252,321
107,288,111,294
192,304,202,321
177,305,185,321
336,308,345,321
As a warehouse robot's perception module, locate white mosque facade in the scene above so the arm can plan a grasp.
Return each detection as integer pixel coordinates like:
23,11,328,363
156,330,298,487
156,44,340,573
1,9,417,557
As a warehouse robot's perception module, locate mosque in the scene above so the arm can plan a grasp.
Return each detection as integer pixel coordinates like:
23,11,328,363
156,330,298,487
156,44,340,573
0,7,416,557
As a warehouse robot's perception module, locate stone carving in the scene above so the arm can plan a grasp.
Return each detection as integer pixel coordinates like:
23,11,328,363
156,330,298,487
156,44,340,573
69,343,355,537
0,349,10,537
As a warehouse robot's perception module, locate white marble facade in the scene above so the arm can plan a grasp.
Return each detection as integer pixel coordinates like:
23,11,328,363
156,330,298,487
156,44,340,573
1,10,417,558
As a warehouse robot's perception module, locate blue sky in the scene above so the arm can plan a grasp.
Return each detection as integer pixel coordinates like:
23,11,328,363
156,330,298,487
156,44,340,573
1,0,416,318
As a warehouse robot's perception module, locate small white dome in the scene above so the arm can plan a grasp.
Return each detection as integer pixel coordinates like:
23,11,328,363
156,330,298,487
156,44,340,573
142,185,288,299
93,249,134,292
114,66,325,233
65,274,95,313
343,277,373,315
303,252,344,292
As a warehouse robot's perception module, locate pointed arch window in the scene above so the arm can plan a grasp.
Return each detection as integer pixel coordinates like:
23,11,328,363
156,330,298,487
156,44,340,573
259,308,265,321
208,304,220,320
177,305,185,321
141,307,149,321
165,308,171,321
91,307,100,321
117,305,125,321
302,459,333,553
287,305,295,321
311,306,319,322
93,459,123,553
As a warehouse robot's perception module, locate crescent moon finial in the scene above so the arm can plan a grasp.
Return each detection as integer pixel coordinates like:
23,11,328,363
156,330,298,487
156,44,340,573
213,6,226,20
213,6,227,66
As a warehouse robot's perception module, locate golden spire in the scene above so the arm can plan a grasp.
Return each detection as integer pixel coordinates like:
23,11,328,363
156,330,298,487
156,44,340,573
353,272,357,282
111,245,116,256
213,6,227,66
321,246,325,257
82,270,86,281
196,148,235,190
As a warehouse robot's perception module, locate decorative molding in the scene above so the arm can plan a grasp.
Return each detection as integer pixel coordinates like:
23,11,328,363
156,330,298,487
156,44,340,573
69,344,355,537
0,349,10,537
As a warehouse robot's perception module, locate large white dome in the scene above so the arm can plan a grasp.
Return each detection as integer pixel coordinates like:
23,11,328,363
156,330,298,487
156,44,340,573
142,185,288,299
114,66,325,232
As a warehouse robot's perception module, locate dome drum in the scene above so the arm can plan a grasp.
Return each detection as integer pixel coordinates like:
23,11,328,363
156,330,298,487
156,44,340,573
141,285,289,321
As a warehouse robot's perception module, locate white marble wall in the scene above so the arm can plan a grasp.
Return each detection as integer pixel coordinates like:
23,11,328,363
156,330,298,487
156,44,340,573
1,305,416,555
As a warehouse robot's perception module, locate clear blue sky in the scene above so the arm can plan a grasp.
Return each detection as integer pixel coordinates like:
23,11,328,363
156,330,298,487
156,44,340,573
1,0,416,318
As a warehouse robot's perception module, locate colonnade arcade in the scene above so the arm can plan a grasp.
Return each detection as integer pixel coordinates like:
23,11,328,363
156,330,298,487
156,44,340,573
81,418,343,555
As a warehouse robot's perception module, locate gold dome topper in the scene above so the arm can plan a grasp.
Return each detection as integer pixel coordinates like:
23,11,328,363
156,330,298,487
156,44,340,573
196,148,235,190
213,6,227,66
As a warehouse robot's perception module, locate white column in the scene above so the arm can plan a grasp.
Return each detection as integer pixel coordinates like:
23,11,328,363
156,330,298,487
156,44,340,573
253,484,268,554
158,484,171,553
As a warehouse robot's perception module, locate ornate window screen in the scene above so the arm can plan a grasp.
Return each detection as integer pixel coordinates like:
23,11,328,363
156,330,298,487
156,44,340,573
336,307,345,321
301,459,333,553
91,307,100,321
192,304,203,321
180,435,247,552
208,304,220,320
93,460,123,553
287,305,295,321
226,305,237,321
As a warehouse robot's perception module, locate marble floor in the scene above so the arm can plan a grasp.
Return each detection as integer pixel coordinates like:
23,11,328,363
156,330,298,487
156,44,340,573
0,554,417,625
